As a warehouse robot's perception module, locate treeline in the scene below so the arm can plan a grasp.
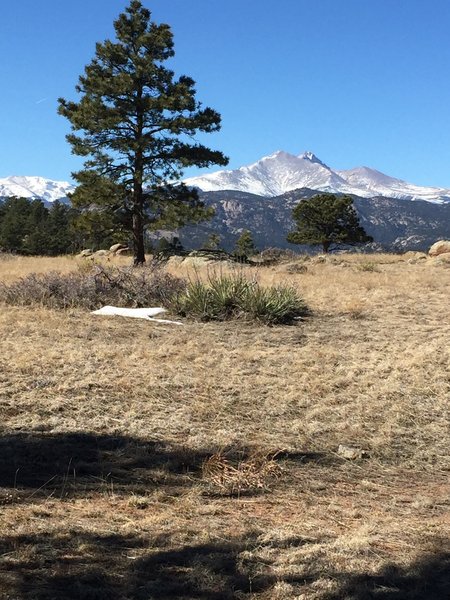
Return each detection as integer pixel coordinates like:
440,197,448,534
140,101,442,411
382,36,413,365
0,196,262,258
0,197,127,255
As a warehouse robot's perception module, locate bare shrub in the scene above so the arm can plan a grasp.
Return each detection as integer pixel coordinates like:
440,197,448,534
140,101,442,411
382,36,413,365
0,264,186,310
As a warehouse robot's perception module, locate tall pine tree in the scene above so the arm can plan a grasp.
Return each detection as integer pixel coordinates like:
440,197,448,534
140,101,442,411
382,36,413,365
58,0,227,264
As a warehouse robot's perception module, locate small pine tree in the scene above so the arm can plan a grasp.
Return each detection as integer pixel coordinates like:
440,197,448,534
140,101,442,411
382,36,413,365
156,236,184,255
234,230,256,258
204,233,222,250
287,194,372,253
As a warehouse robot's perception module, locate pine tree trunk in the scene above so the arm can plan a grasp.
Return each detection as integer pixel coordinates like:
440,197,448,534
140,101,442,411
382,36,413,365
132,178,145,265
322,241,331,253
132,205,145,265
132,139,146,265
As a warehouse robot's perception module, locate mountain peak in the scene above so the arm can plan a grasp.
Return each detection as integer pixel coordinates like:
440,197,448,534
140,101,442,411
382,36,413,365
183,151,450,203
298,151,329,168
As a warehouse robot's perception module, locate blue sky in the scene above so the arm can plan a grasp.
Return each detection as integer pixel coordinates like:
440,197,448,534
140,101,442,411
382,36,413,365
1,0,450,187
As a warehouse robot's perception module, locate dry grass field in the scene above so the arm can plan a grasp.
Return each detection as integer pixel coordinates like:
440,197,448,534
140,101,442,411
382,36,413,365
0,252,449,599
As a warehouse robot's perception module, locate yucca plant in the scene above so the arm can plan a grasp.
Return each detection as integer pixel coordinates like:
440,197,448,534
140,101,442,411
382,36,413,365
173,271,308,324
173,273,249,320
240,284,308,325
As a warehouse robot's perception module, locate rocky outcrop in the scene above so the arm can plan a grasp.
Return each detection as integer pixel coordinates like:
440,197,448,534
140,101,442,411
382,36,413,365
428,240,450,257
109,243,128,253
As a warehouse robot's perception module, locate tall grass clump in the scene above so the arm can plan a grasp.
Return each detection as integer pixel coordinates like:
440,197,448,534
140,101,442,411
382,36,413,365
0,264,186,310
173,272,308,324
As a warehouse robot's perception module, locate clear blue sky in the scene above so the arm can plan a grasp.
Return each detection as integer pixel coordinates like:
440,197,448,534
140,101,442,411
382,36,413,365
1,0,450,187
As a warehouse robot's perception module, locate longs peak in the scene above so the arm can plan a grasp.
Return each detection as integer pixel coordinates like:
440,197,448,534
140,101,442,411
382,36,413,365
184,151,450,204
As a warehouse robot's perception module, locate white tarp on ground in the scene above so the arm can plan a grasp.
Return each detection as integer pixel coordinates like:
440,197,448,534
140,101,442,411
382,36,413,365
92,306,183,325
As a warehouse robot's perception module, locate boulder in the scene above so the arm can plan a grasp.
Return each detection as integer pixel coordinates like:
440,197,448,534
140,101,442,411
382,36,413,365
182,256,212,268
283,262,308,274
403,251,427,260
110,243,128,253
428,240,450,257
337,445,369,460
94,249,110,257
115,247,132,256
79,249,93,257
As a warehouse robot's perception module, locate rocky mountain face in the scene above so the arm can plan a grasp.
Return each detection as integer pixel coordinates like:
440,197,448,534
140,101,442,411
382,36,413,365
179,189,450,252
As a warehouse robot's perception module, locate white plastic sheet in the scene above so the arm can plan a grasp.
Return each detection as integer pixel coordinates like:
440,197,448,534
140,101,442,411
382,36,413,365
92,306,183,325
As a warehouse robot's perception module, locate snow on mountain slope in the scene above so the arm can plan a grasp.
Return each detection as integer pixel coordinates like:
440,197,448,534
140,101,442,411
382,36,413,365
184,151,353,197
184,152,450,204
0,176,74,203
337,167,450,203
2,153,450,205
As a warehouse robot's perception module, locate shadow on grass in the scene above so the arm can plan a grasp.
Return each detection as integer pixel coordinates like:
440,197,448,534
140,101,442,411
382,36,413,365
0,531,266,600
0,431,215,498
0,529,448,599
0,431,303,500
323,549,450,600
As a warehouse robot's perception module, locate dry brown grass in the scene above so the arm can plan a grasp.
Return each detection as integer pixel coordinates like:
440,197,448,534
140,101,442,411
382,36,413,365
0,253,449,599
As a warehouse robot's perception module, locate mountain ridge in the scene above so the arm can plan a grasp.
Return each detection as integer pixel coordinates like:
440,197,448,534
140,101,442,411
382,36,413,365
184,151,450,204
0,176,74,204
1,151,450,205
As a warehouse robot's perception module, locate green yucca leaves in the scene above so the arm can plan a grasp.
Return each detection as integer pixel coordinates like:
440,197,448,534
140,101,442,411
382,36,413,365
173,272,308,325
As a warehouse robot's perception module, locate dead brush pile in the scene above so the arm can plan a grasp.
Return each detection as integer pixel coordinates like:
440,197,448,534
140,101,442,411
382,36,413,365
201,448,283,496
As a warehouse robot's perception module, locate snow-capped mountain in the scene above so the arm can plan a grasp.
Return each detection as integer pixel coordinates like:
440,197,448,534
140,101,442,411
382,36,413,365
0,176,74,203
184,151,450,204
3,151,450,206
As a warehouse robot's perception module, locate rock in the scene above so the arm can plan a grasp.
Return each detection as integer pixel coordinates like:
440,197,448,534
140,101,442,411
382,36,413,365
79,249,93,257
404,251,427,261
428,240,450,257
115,247,132,256
337,445,369,460
188,249,233,262
94,249,110,257
311,255,326,264
110,243,128,253
166,256,185,267
182,256,212,268
429,253,450,265
283,262,308,274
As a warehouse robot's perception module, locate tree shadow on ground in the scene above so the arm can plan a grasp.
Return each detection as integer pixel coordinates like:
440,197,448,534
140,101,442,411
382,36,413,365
0,431,214,499
0,431,313,500
323,549,450,600
0,531,270,599
0,529,449,600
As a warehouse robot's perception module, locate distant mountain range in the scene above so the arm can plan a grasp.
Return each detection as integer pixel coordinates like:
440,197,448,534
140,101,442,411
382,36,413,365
1,152,449,251
184,150,450,204
0,176,74,204
179,188,450,252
